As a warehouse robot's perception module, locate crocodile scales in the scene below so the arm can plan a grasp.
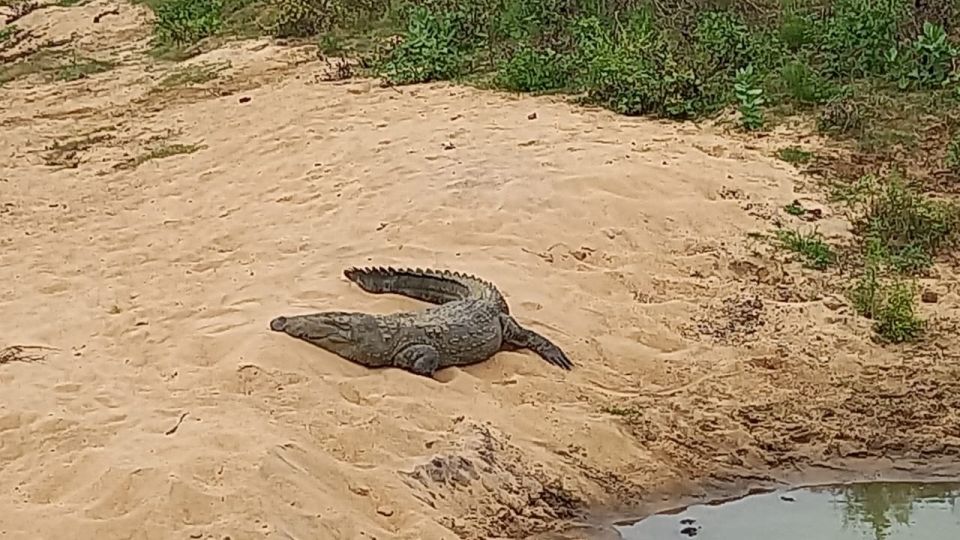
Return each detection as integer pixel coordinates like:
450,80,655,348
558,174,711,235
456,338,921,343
269,266,573,377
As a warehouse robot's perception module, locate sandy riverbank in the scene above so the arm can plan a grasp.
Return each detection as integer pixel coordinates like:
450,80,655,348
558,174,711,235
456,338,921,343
2,2,959,539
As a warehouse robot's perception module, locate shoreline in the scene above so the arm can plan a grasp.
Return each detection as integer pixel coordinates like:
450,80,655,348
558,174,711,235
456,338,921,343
564,457,960,538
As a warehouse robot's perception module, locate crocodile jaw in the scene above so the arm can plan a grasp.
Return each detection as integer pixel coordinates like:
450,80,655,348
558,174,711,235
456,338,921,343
269,312,390,365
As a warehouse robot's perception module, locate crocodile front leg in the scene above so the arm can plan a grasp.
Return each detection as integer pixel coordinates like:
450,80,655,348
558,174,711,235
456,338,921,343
500,314,574,370
393,344,442,377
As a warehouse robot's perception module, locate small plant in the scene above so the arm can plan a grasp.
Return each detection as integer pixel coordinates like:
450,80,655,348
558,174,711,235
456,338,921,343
734,64,765,131
891,21,958,90
494,44,570,93
600,403,643,422
871,278,925,343
375,6,469,85
783,200,806,216
0,25,19,45
153,0,224,47
947,134,960,171
774,227,836,270
854,174,959,273
269,0,337,38
849,248,883,318
777,146,813,164
780,59,840,105
849,250,924,343
779,12,814,51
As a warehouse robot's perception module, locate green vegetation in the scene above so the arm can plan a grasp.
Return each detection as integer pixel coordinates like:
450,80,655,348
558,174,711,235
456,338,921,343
839,174,958,274
842,174,956,342
848,253,926,344
136,1,960,147
0,25,20,45
777,147,814,165
947,133,960,172
774,227,836,270
769,171,957,343
152,0,225,47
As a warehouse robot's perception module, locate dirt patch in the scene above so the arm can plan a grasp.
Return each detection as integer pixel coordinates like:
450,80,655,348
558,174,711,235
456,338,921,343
400,423,585,539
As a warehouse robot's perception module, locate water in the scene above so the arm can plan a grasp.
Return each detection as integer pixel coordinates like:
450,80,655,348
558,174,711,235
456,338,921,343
615,481,960,540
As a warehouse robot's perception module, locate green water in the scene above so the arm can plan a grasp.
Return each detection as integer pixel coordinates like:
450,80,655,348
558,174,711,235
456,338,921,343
616,481,960,540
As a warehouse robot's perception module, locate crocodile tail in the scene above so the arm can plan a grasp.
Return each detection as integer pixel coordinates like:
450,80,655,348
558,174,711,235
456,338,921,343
343,266,510,314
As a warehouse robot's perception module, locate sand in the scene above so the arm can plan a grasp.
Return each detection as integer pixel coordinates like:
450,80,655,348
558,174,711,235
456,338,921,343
2,2,960,539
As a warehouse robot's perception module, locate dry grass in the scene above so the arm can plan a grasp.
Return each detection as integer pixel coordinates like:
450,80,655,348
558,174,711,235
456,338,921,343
0,344,56,365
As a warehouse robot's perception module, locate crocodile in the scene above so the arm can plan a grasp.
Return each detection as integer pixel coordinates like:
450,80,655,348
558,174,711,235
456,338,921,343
269,266,573,377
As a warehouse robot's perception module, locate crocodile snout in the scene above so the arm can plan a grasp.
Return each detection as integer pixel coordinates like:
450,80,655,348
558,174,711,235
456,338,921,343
269,316,288,332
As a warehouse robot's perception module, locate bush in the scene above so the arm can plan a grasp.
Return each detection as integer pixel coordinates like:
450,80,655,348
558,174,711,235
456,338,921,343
735,63,765,130
575,11,721,119
495,44,571,92
144,0,960,135
269,0,337,38
375,5,472,85
693,10,755,73
814,0,907,79
855,175,959,272
946,133,960,171
153,0,225,46
779,58,843,105
890,21,958,90
849,256,925,344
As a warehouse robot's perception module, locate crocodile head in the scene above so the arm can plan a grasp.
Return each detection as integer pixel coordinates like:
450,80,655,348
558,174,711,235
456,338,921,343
269,312,386,361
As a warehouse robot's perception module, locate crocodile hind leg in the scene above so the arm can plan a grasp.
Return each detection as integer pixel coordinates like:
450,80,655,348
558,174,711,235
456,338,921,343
392,344,442,377
499,314,574,370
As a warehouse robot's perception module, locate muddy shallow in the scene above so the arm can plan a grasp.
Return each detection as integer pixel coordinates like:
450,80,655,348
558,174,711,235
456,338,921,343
616,479,960,539
545,462,960,540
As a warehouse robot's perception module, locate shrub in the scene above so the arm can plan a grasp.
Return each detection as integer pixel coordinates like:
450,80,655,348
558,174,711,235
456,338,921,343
495,44,571,92
814,0,907,79
774,227,836,269
849,248,925,343
693,10,754,73
269,0,337,38
735,63,765,130
375,5,471,85
576,10,720,119
153,0,225,46
780,58,842,105
890,21,958,90
946,133,960,171
855,175,959,273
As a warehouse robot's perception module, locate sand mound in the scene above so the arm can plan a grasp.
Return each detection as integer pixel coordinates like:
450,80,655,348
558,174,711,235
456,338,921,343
2,2,959,539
